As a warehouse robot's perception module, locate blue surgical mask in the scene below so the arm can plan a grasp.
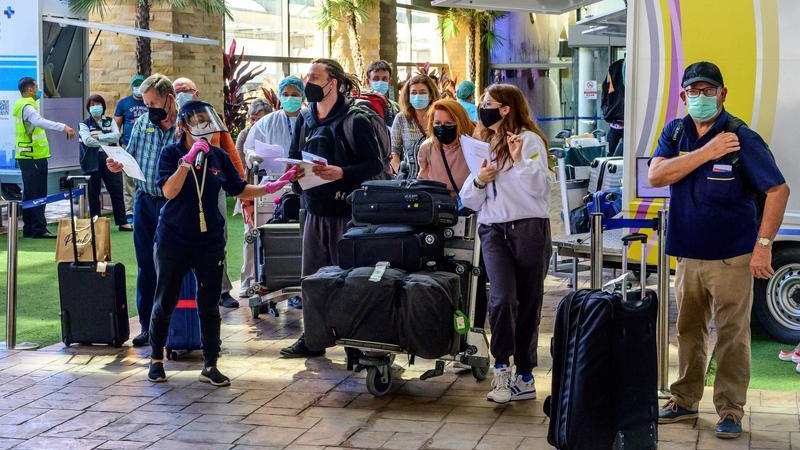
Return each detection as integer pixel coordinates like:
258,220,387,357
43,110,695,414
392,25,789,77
686,94,719,122
371,80,390,95
35,89,42,100
410,94,430,110
458,99,478,121
89,105,104,117
175,92,194,110
281,96,303,113
132,86,142,97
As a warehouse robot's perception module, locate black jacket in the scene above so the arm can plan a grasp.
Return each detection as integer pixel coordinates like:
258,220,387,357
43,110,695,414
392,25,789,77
289,95,383,217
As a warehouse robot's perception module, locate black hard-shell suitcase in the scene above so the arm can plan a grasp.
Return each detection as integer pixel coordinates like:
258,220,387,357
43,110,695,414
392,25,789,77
337,225,444,271
258,223,302,290
58,176,129,347
545,233,658,450
349,179,458,227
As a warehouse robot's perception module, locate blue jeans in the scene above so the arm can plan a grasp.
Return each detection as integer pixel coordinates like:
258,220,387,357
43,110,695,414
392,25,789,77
133,190,165,332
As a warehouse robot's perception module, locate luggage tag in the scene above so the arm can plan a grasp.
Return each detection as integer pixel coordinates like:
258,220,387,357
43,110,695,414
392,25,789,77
96,261,108,274
369,261,390,282
454,310,470,335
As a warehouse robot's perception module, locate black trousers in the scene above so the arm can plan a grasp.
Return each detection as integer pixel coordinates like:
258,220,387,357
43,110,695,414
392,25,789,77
18,158,49,237
150,244,225,366
479,218,551,374
608,126,624,157
87,151,127,225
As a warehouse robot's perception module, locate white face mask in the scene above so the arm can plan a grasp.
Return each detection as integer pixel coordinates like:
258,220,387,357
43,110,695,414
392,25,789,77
176,92,194,110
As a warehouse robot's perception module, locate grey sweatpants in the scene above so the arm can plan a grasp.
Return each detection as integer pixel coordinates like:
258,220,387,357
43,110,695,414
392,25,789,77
479,217,551,374
302,212,349,277
218,191,233,294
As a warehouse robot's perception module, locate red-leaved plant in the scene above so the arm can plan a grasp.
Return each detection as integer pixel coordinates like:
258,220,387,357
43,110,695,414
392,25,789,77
223,39,266,136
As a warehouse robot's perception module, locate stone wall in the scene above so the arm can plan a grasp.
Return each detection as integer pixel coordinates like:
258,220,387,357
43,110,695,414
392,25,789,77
88,1,224,114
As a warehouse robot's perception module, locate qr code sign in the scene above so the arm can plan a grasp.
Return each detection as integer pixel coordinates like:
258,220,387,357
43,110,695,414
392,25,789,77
0,100,8,117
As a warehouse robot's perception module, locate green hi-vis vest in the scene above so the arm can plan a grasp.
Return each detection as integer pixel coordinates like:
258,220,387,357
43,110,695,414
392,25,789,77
13,97,51,160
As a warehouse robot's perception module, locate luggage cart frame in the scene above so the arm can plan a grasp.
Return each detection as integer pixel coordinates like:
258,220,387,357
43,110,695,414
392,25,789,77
334,214,491,396
245,165,303,319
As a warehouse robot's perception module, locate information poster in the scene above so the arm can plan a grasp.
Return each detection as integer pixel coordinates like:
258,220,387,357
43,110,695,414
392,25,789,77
0,0,40,172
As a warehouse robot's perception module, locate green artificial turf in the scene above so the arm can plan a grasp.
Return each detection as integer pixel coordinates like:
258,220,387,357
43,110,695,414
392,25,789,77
0,197,245,346
706,321,799,392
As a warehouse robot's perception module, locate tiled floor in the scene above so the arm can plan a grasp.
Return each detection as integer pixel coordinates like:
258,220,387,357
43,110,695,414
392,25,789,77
0,275,794,450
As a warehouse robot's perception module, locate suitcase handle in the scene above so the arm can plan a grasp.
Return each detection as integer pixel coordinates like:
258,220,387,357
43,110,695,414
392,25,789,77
621,233,649,302
65,176,98,265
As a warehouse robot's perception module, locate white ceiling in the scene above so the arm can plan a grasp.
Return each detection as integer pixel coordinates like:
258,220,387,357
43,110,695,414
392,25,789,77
430,0,605,15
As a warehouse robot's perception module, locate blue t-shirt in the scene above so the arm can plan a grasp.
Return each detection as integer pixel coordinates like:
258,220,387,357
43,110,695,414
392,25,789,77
156,141,247,252
114,95,148,145
652,110,785,260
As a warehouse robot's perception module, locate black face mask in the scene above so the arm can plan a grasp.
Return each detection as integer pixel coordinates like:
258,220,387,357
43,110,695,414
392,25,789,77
478,107,503,128
148,95,173,125
305,81,331,103
433,124,458,145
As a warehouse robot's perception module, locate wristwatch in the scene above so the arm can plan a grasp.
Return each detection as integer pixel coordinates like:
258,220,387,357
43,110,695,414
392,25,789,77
473,178,487,189
179,158,192,169
756,237,772,247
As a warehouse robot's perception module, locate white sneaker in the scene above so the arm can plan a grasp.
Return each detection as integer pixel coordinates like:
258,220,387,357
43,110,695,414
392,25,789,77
778,349,800,363
487,366,513,404
510,374,537,401
796,362,800,374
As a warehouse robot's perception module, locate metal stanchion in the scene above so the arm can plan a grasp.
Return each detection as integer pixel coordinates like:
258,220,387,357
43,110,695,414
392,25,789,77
78,182,88,219
656,209,670,397
590,213,603,289
1,202,39,350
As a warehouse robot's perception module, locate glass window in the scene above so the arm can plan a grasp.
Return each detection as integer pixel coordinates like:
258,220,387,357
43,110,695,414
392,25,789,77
226,0,284,57
289,0,325,58
396,7,444,65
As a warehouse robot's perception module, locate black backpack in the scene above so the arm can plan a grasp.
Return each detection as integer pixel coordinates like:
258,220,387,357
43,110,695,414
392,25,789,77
269,192,301,224
298,101,392,180
601,59,625,123
668,114,775,220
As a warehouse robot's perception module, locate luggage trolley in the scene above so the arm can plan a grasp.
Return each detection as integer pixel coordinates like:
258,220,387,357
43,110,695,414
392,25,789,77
335,213,491,396
244,164,304,319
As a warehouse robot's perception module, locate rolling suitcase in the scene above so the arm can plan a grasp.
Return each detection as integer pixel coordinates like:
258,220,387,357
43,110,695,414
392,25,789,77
259,223,303,291
165,271,202,360
349,179,458,227
588,157,624,193
337,225,445,271
58,176,129,347
545,233,658,450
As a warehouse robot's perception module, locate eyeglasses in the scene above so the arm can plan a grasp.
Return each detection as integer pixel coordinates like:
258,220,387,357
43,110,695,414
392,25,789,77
685,87,719,98
479,100,503,108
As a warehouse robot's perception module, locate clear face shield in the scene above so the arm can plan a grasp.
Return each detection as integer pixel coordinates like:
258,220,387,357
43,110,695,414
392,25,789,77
179,103,228,139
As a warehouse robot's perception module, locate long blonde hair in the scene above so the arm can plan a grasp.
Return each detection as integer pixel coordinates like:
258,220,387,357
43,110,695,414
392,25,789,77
477,84,549,170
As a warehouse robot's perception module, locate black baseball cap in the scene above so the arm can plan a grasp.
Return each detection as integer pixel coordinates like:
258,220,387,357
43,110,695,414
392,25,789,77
682,62,724,88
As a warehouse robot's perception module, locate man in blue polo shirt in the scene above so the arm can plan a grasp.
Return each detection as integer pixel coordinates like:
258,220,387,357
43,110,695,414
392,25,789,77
114,74,149,219
649,62,790,439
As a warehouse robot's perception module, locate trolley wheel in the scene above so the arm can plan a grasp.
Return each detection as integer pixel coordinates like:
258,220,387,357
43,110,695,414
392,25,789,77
251,304,261,320
366,365,393,396
111,340,122,348
471,365,489,381
167,349,178,361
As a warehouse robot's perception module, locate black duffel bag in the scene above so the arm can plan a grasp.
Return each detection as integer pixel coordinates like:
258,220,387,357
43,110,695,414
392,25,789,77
348,179,458,227
337,225,444,271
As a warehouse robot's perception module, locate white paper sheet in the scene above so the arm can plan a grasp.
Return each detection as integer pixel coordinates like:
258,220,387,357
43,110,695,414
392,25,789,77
459,135,491,177
274,155,332,191
254,141,286,175
100,145,146,181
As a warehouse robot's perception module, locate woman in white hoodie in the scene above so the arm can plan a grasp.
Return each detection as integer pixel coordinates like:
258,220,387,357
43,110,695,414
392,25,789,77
460,83,552,405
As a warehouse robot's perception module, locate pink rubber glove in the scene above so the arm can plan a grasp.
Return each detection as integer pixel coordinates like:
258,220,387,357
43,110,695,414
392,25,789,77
263,167,297,194
183,139,210,165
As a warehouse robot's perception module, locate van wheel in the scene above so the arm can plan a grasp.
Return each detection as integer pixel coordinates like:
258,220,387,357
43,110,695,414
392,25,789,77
754,247,800,344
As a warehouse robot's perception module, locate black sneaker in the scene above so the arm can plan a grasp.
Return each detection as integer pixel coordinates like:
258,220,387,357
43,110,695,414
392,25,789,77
132,332,150,348
148,362,166,383
219,292,240,308
280,334,325,358
199,366,231,387
288,296,302,310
